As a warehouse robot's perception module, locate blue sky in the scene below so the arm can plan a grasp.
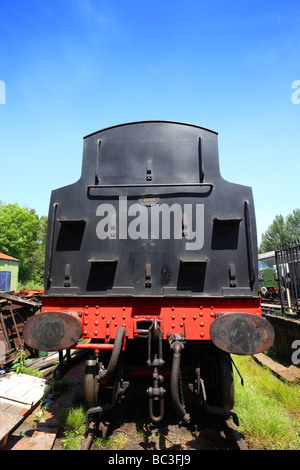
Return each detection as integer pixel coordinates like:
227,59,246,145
0,0,299,245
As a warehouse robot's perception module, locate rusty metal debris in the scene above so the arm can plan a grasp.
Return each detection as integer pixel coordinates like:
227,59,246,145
0,290,42,368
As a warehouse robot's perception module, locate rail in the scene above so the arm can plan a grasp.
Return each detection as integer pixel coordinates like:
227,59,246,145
81,415,248,451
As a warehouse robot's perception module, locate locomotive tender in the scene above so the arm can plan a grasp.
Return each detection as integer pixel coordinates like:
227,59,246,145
24,121,274,425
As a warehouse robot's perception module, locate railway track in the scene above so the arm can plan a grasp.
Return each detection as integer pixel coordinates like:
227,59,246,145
80,413,248,451
3,357,248,451
261,302,282,316
78,368,248,451
262,302,300,321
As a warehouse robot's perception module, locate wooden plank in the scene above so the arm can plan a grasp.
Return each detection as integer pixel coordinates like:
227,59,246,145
0,372,47,448
0,412,25,448
0,373,46,404
253,353,300,382
11,426,58,451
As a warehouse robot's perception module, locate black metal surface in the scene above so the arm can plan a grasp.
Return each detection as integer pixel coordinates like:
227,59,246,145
44,121,259,299
210,312,275,355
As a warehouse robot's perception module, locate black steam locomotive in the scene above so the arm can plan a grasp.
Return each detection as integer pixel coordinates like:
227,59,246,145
24,121,274,425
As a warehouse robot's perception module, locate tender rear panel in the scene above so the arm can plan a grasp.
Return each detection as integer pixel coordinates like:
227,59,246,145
44,121,258,298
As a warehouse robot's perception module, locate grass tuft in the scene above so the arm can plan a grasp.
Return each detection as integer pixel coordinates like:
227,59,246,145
232,355,300,450
61,406,86,450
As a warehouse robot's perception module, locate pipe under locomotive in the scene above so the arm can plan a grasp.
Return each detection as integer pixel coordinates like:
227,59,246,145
24,121,274,425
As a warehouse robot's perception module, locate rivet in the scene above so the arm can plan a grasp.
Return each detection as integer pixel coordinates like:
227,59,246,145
200,321,204,327
200,332,205,337
94,320,99,326
94,330,98,336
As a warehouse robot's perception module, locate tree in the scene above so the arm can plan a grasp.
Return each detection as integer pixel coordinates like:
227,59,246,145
259,209,300,252
29,215,48,285
0,202,47,285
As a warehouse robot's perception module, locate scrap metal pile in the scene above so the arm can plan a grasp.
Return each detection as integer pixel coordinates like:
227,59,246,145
0,290,42,368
